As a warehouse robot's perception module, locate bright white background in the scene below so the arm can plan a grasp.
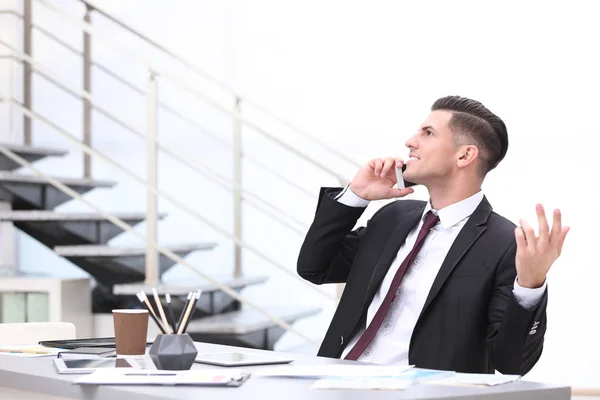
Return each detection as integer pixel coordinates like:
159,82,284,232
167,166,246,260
1,0,599,388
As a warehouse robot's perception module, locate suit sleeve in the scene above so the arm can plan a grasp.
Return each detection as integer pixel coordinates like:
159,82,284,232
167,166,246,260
296,187,369,285
486,242,548,375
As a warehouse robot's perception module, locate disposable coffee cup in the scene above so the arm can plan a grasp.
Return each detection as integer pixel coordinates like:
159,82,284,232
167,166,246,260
112,309,149,356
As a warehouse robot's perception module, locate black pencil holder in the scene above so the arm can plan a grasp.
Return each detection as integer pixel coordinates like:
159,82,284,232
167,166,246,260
149,333,198,370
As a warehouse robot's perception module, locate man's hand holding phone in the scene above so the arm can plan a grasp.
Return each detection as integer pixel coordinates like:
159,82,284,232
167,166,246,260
349,157,415,201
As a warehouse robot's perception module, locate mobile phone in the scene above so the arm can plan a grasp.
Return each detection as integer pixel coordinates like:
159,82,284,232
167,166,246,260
395,164,417,189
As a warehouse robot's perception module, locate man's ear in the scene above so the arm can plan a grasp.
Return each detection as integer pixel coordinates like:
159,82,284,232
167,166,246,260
457,145,479,168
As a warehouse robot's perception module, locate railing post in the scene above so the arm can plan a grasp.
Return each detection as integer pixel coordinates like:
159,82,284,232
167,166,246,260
23,0,32,145
145,71,159,285
83,5,92,178
233,97,243,278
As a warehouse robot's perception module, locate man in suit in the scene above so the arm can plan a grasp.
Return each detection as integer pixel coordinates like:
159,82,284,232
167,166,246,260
297,96,569,375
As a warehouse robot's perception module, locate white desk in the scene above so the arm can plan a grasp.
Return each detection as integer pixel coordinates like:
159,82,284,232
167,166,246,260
0,342,571,400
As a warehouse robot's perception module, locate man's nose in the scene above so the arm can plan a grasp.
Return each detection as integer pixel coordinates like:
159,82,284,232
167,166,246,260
405,134,418,149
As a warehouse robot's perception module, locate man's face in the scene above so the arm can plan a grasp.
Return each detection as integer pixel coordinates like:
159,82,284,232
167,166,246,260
402,110,460,185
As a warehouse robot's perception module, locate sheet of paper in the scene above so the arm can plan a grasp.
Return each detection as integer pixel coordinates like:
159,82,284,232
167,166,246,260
395,369,455,382
75,368,248,386
311,377,411,390
255,364,414,379
0,344,62,357
426,373,521,387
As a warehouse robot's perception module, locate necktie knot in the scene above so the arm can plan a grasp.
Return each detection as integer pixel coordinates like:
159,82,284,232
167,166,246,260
422,211,440,231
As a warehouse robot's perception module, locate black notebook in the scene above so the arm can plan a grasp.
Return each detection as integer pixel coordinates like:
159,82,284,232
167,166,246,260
57,347,117,359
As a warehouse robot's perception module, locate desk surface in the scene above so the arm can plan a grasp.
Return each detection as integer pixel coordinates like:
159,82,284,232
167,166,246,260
0,342,570,400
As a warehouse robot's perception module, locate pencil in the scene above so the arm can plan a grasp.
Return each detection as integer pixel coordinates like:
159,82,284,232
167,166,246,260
177,292,197,334
136,292,167,334
176,292,192,333
181,290,202,334
152,288,173,334
165,293,177,333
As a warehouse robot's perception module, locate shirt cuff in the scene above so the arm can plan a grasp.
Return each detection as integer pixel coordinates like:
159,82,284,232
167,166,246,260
513,277,546,309
335,185,370,208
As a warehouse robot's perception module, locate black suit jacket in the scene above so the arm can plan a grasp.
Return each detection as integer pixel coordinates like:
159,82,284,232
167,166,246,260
297,188,547,375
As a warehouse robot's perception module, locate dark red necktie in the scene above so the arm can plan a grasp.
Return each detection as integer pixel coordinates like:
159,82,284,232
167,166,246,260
344,211,440,361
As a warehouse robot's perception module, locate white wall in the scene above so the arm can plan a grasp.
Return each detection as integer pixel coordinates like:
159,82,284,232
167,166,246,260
230,0,600,387
1,0,599,388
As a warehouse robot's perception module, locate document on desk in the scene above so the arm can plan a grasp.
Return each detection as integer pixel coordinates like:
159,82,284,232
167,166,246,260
425,372,521,387
74,368,251,387
255,364,414,379
309,368,455,390
0,344,62,357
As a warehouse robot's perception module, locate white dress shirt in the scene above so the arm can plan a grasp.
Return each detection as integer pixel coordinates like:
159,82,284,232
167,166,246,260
336,188,546,365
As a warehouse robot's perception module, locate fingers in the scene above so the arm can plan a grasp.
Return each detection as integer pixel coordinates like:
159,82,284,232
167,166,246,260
386,187,415,199
557,226,570,255
514,226,527,253
372,158,384,176
549,208,562,244
379,157,396,178
518,219,536,247
536,204,549,241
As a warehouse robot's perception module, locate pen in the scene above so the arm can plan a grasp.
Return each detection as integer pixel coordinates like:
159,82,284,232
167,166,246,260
165,293,177,333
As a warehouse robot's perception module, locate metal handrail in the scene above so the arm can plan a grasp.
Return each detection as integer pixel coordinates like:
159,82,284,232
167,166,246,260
78,0,361,171
0,94,335,302
13,24,320,202
0,42,311,234
3,12,332,203
0,143,320,347
35,0,352,186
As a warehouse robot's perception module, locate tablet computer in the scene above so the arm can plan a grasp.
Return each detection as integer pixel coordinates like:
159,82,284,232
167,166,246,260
194,352,294,367
40,337,152,350
53,357,142,374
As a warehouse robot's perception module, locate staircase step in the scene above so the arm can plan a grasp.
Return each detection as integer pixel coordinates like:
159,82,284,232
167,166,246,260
0,172,114,187
54,243,216,257
113,275,269,296
0,211,167,247
0,172,115,210
0,211,165,221
0,143,67,171
54,243,217,286
186,306,321,335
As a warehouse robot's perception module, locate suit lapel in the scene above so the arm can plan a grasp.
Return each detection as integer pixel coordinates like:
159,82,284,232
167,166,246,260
418,197,493,319
363,206,424,311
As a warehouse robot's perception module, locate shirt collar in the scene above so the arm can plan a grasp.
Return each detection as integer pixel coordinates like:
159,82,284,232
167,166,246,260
423,191,484,229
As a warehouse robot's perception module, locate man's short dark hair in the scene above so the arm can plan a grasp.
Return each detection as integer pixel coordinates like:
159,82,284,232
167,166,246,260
431,96,508,176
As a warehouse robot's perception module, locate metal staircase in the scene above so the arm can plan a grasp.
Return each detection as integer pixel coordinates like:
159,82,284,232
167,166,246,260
0,144,320,349
0,0,359,350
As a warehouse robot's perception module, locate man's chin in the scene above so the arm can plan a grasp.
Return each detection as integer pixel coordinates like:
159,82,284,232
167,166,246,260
403,173,421,185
